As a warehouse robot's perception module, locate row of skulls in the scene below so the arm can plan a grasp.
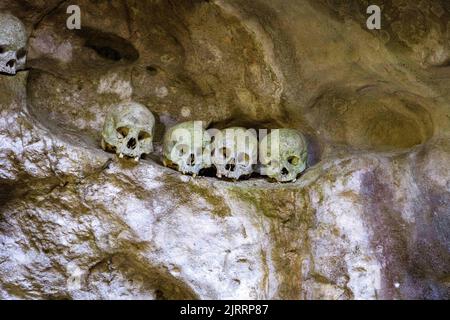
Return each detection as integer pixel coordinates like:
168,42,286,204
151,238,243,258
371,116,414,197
101,102,308,182
0,13,308,182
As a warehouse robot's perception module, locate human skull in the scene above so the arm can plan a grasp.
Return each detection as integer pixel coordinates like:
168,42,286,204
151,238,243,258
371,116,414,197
162,121,211,176
211,127,258,180
0,13,27,75
101,102,155,161
260,129,308,182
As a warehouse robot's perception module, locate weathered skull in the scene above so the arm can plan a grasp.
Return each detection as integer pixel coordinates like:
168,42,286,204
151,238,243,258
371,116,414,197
260,129,308,182
0,13,27,75
211,127,258,180
163,121,211,176
101,102,155,161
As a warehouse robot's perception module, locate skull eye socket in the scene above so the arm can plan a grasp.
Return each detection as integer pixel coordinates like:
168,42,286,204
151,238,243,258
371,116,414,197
138,131,151,140
287,156,300,166
16,48,27,60
176,144,190,156
237,152,251,164
117,127,129,138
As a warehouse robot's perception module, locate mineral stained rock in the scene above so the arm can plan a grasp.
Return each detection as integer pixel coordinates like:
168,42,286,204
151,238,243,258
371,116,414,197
0,0,449,300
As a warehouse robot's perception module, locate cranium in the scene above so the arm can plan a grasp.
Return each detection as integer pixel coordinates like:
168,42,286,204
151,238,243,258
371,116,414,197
101,102,155,161
0,13,27,75
162,121,211,176
260,129,308,182
211,127,258,180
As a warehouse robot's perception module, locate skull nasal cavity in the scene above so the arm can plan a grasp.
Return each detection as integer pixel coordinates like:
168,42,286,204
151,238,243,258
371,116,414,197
127,137,137,149
281,167,289,175
6,60,16,68
225,164,236,172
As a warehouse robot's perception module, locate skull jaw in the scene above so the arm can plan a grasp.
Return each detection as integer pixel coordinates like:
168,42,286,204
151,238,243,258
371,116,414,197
102,138,150,161
163,157,206,176
0,64,17,75
261,156,307,182
118,149,143,160
216,164,253,180
117,143,146,160
262,165,298,183
271,172,298,183
0,57,26,76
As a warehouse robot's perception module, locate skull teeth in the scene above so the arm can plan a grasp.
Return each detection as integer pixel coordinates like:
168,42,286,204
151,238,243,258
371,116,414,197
0,66,16,75
119,153,124,159
134,157,140,162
